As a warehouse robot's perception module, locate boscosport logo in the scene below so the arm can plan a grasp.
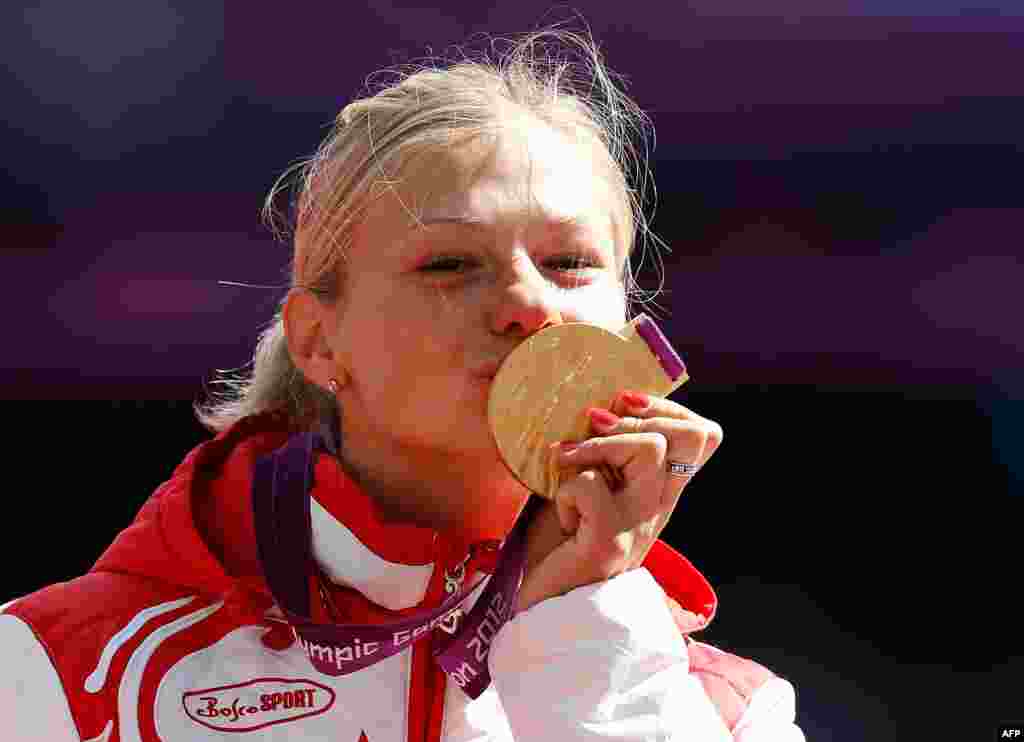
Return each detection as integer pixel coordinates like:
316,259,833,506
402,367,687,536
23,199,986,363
183,677,335,732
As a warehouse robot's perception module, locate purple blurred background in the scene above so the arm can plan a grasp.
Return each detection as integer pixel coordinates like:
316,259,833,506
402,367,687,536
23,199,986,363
2,2,1022,739
4,4,1023,396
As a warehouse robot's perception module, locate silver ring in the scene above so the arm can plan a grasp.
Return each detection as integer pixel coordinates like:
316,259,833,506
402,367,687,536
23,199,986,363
667,461,699,477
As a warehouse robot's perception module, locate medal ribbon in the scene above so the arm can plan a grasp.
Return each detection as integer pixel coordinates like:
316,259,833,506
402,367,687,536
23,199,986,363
252,427,529,699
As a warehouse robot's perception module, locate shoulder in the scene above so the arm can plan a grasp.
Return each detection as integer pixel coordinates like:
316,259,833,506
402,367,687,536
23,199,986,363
4,572,198,660
0,611,81,741
3,573,207,742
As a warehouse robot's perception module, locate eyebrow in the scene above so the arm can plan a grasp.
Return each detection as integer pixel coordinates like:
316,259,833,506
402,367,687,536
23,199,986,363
409,212,586,233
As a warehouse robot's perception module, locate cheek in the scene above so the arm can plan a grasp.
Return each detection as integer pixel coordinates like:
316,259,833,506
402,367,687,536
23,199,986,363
350,316,462,384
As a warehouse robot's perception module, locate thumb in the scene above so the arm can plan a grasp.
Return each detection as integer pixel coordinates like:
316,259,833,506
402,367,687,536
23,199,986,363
555,475,581,536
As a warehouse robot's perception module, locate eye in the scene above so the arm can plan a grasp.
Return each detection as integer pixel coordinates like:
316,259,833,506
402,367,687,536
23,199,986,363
418,256,476,273
417,253,603,275
547,254,601,272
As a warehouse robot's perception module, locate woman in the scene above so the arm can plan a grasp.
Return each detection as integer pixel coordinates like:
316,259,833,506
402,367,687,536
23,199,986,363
1,27,805,741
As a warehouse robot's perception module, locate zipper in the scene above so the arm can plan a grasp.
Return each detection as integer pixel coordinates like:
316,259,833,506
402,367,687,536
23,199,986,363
300,540,504,742
437,545,476,634
414,539,503,742
440,539,503,631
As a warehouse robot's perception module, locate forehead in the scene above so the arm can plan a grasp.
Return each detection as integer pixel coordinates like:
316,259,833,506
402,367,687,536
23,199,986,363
360,117,625,253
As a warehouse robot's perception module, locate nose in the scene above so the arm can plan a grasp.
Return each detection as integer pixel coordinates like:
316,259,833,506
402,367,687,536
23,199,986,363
490,262,564,338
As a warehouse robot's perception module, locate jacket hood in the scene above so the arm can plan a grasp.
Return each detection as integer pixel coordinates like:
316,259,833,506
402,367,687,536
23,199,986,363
90,411,297,601
89,410,719,626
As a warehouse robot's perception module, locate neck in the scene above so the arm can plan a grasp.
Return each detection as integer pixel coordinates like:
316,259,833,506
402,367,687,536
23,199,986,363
335,429,531,550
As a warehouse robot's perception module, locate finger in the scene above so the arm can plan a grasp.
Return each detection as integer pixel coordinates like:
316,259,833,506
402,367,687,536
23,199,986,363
557,469,637,571
587,411,709,471
609,391,698,420
550,442,623,493
555,478,581,536
597,461,624,492
609,393,725,458
588,408,721,471
557,433,668,526
582,412,707,520
559,432,668,490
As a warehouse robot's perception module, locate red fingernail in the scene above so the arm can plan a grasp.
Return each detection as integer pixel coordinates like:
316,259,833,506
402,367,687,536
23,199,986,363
589,408,619,427
621,391,649,409
558,441,580,453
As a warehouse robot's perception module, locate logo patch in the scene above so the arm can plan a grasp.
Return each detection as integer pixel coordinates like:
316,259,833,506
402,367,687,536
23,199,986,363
183,677,335,732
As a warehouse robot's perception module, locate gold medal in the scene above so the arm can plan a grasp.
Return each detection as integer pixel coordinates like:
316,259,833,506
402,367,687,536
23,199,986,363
487,314,689,499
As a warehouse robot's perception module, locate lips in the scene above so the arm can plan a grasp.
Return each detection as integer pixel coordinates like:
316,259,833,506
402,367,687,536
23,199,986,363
471,360,504,379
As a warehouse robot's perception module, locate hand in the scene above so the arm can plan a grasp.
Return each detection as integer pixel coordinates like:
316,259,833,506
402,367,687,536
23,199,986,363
514,391,724,613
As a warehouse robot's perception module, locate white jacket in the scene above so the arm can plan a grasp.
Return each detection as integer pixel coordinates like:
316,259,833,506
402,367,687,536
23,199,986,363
1,412,806,741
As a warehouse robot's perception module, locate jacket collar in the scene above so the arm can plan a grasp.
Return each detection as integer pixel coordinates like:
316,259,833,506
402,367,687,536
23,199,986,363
93,410,718,624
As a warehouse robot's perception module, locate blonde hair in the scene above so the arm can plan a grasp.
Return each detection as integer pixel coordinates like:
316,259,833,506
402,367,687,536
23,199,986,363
193,21,670,436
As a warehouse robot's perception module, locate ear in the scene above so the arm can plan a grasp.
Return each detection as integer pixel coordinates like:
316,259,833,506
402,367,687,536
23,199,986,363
282,288,345,389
